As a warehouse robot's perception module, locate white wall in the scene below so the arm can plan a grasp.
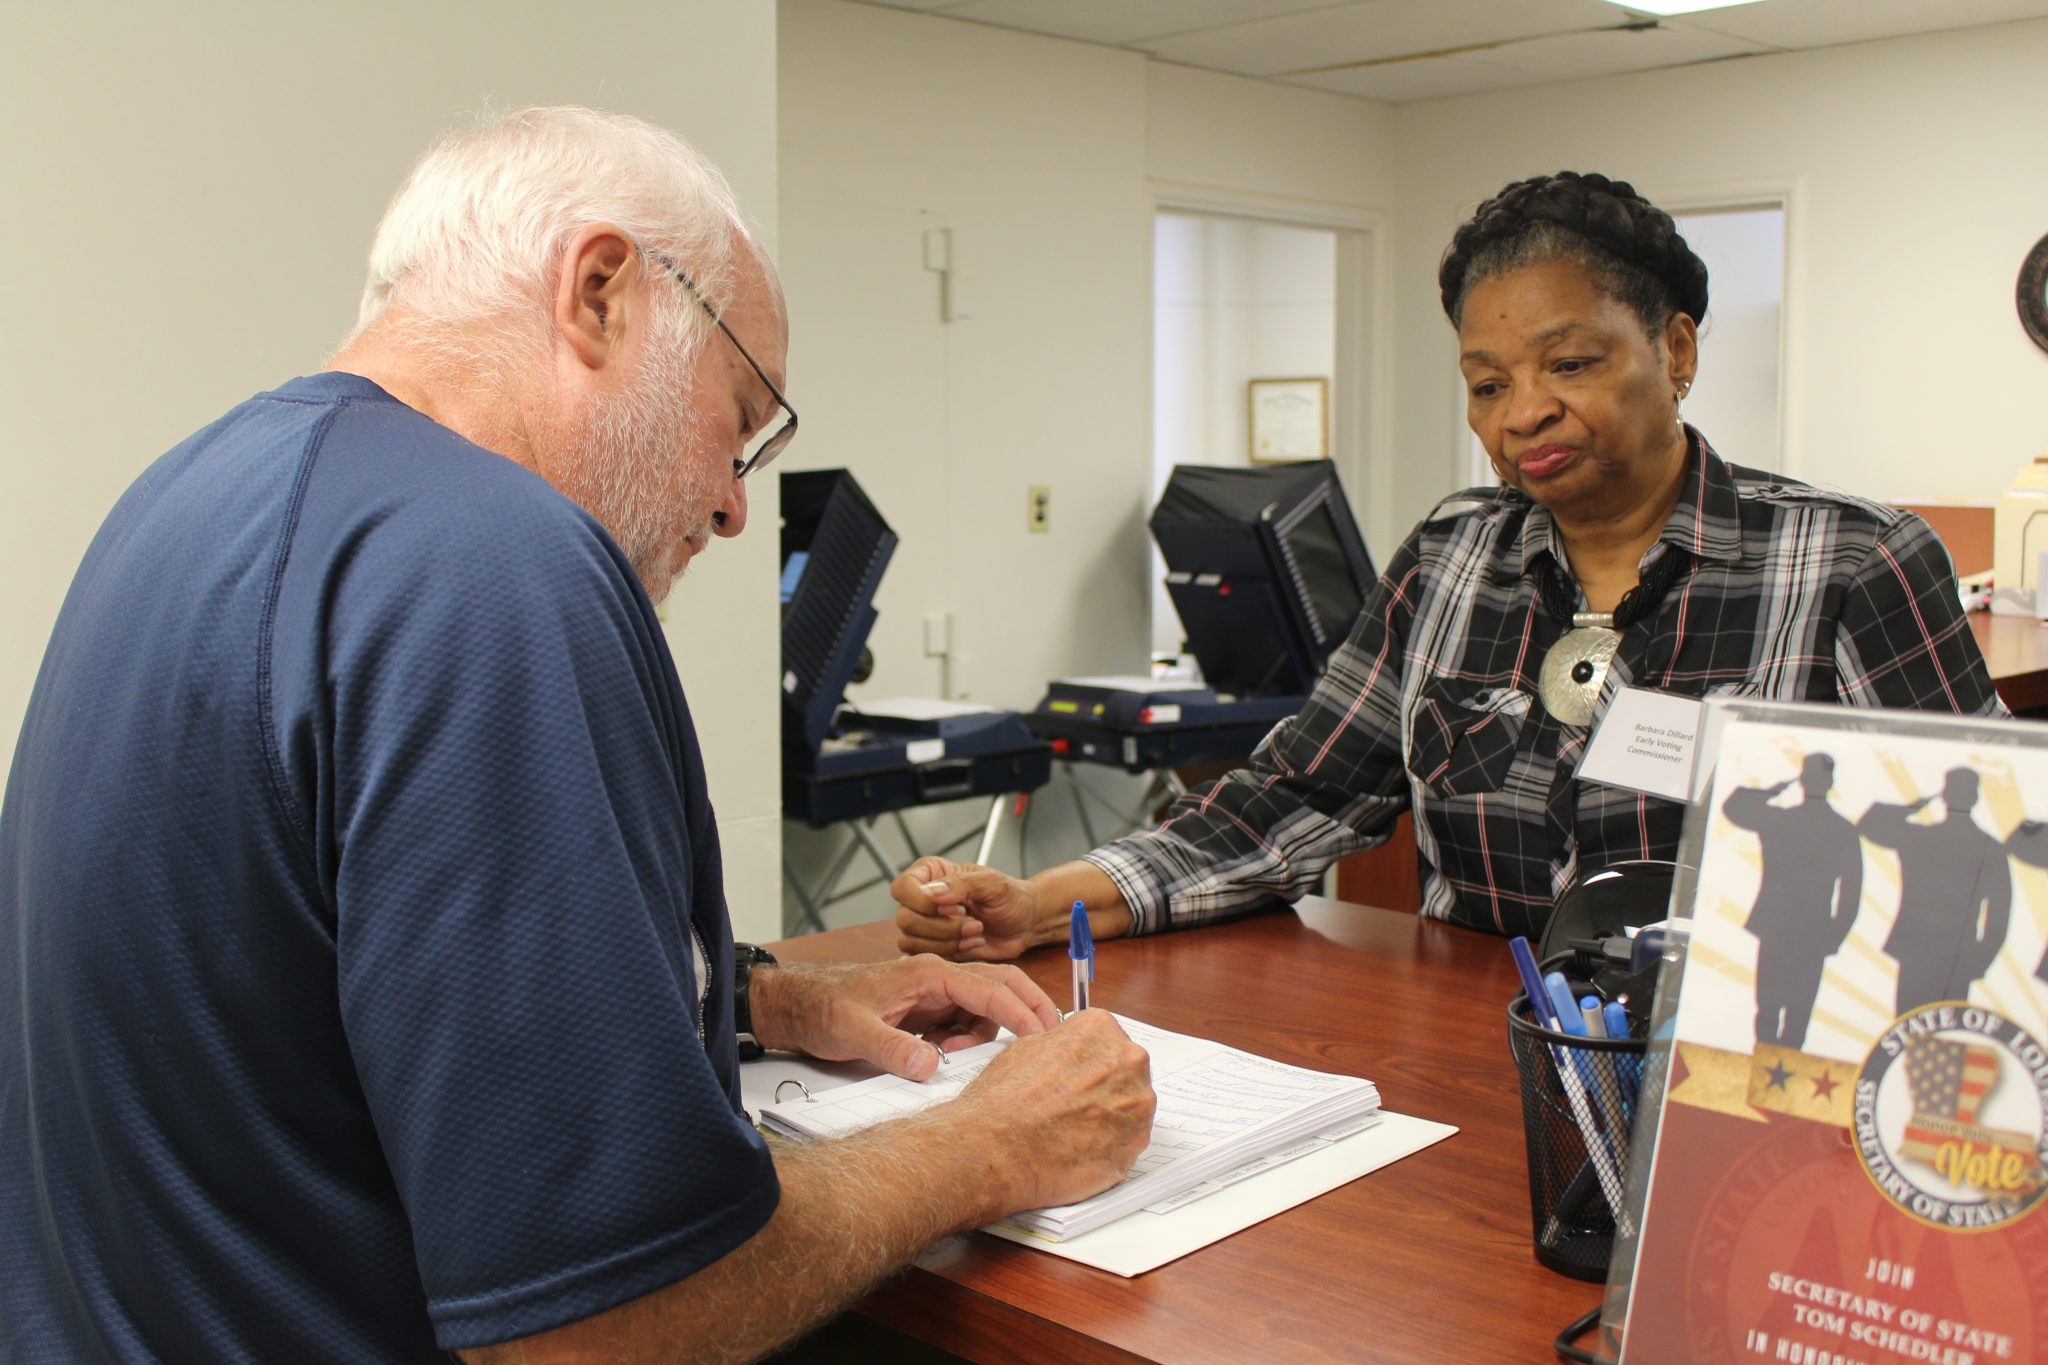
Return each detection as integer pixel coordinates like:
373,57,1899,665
777,2,1397,927
779,0,1153,713
1155,217,1338,476
0,0,787,940
1672,206,1786,475
1390,18,2048,535
1145,64,1396,212
1149,63,1400,558
777,0,1155,927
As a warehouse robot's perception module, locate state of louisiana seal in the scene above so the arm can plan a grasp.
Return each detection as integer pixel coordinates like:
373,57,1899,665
1851,1001,2048,1231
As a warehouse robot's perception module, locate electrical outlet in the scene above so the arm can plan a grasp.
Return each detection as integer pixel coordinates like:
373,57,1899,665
1028,485,1051,533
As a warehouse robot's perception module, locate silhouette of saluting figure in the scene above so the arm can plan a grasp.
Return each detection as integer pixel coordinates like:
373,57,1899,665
1860,768,2011,1016
2005,819,2048,988
1723,753,1862,1050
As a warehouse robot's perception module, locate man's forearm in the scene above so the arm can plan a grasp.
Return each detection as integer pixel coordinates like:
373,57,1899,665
460,1106,1008,1365
639,1115,1003,1361
463,986,1157,1364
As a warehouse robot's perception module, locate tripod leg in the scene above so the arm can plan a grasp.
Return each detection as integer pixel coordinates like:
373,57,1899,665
975,793,1008,866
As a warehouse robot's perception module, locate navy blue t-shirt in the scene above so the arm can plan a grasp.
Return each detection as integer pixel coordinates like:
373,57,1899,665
0,373,779,1359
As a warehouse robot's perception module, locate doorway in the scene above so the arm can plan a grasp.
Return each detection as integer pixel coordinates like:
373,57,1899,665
1671,204,1786,471
1152,212,1343,660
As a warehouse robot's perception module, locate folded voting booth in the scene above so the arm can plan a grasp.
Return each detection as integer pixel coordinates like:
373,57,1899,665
779,467,1049,838
1031,460,1376,774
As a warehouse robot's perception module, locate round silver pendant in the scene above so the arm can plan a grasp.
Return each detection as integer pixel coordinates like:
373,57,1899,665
1539,625,1620,726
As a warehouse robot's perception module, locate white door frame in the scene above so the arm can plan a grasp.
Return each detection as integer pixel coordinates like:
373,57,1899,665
1148,180,1394,559
1649,175,1803,481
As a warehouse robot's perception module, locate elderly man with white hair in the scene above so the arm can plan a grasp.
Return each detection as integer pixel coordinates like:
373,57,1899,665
0,107,1154,1363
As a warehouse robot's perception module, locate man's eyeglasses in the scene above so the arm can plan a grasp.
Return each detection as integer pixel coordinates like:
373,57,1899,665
649,250,796,479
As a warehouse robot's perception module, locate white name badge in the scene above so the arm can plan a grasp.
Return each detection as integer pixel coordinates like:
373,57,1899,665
1580,687,1706,803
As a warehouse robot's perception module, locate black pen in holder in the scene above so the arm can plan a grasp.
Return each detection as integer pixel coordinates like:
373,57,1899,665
1506,981,1648,1283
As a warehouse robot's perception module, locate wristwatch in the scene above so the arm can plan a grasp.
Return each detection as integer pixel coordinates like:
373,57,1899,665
733,943,777,1060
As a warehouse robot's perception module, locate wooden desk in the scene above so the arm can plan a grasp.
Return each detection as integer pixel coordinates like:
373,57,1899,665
1973,613,2048,714
770,900,1597,1363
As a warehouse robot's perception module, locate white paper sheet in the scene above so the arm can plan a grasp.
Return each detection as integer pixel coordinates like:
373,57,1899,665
967,1111,1456,1276
744,1040,1451,1276
1053,675,1206,693
850,697,1000,721
738,1052,882,1120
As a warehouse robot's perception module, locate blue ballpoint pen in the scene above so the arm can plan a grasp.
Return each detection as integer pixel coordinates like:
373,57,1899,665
1604,999,1638,1122
1068,901,1094,1014
1547,973,1609,1125
1544,973,1586,1037
1508,937,1555,1028
1517,956,1628,1224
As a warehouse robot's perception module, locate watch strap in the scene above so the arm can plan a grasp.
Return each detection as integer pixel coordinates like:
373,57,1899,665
733,943,777,1059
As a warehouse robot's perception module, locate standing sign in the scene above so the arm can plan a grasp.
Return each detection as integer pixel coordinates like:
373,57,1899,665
1616,702,2048,1363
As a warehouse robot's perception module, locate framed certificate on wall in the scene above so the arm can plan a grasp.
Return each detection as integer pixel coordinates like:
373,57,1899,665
1248,377,1328,462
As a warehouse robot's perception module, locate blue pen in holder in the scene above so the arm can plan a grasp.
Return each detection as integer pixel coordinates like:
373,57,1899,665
1506,956,1649,1283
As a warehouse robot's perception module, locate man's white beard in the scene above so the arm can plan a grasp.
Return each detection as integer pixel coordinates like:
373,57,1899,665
572,330,722,603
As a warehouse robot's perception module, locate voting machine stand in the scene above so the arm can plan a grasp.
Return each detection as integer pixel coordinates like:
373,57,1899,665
1029,460,1376,844
1031,679,1302,845
780,470,1050,931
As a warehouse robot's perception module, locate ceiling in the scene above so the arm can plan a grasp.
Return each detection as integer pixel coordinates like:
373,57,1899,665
851,0,2048,102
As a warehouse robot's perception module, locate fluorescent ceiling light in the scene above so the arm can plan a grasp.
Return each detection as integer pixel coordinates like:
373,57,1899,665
1607,0,1767,14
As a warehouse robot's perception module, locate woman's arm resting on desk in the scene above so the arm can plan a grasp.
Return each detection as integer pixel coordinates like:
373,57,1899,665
457,1011,1154,1365
892,857,1133,961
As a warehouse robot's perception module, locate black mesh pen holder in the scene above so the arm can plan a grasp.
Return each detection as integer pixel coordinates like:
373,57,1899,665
1506,986,1647,1282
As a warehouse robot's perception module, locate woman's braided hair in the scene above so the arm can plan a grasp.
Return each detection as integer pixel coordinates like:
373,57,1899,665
1438,172,1709,338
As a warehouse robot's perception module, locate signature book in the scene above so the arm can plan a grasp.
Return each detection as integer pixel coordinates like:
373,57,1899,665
757,1015,1417,1251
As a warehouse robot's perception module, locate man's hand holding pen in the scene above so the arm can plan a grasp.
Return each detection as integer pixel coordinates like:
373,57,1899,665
954,1011,1156,1214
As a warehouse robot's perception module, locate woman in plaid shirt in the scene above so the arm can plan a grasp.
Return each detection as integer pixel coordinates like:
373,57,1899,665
897,172,2003,950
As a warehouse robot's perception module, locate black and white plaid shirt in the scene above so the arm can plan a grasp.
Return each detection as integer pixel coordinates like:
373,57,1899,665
1086,433,2006,940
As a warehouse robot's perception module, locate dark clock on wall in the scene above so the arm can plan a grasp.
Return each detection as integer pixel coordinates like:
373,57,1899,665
2022,232,2048,354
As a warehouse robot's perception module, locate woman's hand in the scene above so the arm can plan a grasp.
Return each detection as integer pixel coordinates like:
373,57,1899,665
891,856,1045,961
